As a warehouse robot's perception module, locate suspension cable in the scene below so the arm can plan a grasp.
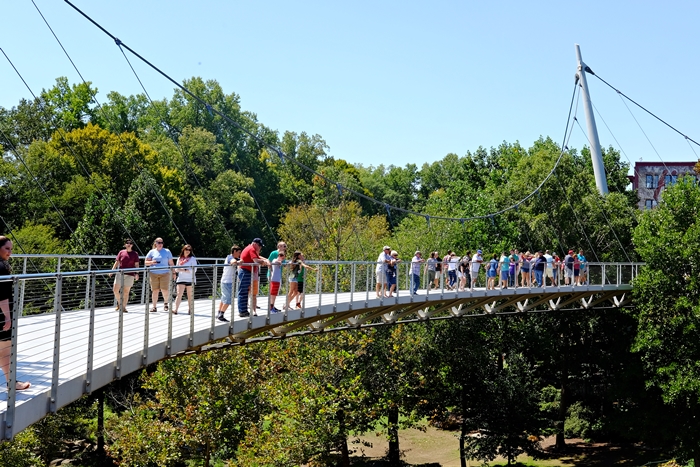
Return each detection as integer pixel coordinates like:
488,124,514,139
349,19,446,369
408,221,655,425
571,119,634,261
116,46,234,246
591,72,700,148
63,0,581,225
0,47,146,256
31,0,190,247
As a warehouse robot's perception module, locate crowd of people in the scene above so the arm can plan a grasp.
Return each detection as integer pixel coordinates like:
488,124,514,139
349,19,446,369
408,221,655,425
375,246,590,297
109,237,318,322
0,233,593,393
107,238,592,320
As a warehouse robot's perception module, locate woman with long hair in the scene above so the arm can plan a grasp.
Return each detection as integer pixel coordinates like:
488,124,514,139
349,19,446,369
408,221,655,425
173,244,198,314
0,236,30,390
285,251,317,311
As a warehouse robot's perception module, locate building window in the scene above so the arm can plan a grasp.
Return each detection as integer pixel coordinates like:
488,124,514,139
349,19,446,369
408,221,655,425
645,199,657,210
646,174,659,189
664,174,678,185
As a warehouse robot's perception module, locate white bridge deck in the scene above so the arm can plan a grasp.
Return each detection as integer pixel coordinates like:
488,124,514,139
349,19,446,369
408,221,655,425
0,258,639,439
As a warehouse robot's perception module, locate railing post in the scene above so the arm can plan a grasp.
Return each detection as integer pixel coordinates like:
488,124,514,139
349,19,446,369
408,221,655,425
50,274,63,413
85,260,92,309
229,264,238,334
189,264,195,347
19,258,26,316
618,263,622,286
140,263,147,305
266,261,272,325
365,263,370,308
601,264,606,286
315,265,322,316
143,268,150,366
115,273,124,380
85,272,97,393
333,263,338,312
301,265,307,318
4,277,21,439
210,263,217,341
349,263,355,311
166,269,173,356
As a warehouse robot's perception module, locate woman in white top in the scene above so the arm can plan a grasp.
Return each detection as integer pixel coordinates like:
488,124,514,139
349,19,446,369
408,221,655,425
173,244,198,314
217,245,241,322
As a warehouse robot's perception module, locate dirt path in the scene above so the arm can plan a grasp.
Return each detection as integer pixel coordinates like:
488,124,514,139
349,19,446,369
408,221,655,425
351,428,669,466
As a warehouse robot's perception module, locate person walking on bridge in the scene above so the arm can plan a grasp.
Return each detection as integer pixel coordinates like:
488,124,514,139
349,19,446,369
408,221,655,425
109,239,139,313
239,238,269,318
145,237,174,313
0,236,31,391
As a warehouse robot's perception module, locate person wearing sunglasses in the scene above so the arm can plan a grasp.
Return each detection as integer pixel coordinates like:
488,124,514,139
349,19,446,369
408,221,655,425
109,239,140,312
145,237,174,313
173,244,197,314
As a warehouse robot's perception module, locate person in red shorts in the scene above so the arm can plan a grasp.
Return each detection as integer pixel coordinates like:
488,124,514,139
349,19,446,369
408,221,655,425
268,251,285,313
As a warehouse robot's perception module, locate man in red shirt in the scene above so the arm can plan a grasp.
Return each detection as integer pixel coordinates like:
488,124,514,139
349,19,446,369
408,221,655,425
110,239,140,312
238,238,269,317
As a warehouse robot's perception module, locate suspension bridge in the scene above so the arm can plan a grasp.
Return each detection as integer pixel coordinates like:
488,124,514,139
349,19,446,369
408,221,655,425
0,255,638,439
0,0,696,448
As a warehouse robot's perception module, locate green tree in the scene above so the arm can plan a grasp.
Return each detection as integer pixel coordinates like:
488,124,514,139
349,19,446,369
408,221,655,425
359,325,428,466
278,201,389,262
239,332,374,467
632,176,700,465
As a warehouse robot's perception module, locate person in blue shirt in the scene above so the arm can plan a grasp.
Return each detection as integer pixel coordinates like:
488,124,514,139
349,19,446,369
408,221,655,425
577,250,588,285
145,237,174,313
487,254,499,290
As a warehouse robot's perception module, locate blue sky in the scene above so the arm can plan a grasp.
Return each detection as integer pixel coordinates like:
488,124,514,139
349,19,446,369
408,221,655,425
2,0,699,172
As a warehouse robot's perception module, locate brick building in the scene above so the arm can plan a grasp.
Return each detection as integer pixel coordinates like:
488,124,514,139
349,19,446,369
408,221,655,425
632,161,698,210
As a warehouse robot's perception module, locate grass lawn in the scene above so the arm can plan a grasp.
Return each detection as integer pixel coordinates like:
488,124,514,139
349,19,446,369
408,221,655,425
348,427,675,466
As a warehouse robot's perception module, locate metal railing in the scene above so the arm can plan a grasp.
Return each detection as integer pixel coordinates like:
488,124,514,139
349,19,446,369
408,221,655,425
0,255,642,439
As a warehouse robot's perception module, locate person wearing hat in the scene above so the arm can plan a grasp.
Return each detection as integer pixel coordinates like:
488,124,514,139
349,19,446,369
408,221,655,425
410,250,424,295
375,246,393,298
470,249,484,290
238,238,270,317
